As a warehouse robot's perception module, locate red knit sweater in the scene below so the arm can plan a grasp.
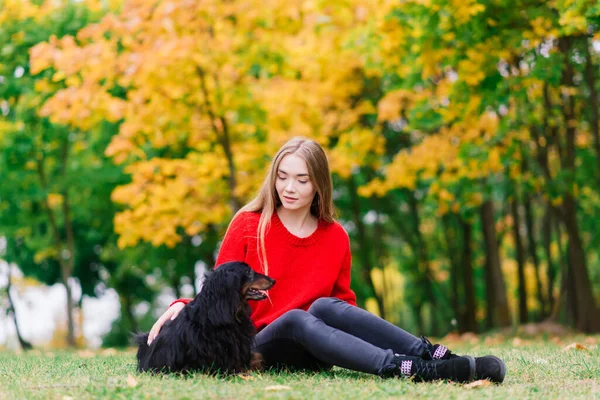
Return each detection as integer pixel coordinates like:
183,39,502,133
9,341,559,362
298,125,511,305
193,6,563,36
172,211,357,331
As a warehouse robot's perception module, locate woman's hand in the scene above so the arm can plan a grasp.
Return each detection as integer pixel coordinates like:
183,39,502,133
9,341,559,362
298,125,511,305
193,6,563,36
147,302,186,345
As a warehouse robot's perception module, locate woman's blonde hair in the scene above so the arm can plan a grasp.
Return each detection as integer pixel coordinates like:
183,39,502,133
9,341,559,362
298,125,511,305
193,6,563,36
230,137,335,274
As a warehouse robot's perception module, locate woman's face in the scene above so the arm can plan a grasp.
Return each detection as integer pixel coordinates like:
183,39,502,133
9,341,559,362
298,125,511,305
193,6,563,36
275,154,317,213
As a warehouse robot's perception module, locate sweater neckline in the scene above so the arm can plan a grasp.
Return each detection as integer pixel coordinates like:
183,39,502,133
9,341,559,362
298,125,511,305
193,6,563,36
271,211,328,247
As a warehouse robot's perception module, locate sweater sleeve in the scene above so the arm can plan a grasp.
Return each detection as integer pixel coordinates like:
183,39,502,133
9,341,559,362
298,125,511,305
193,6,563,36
331,234,357,306
169,298,192,308
215,212,249,266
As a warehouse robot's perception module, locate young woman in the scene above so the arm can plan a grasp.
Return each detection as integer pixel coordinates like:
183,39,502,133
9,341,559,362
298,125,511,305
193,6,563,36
148,137,506,383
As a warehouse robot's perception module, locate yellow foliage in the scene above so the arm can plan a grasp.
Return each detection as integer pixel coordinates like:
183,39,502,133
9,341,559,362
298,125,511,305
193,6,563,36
558,8,589,35
112,155,233,248
32,0,385,247
329,128,385,178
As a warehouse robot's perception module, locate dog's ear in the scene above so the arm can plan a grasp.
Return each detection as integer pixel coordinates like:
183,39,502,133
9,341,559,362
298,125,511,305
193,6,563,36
204,268,244,327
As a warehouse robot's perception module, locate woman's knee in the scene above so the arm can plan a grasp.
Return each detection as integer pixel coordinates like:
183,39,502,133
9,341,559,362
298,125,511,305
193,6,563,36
308,297,344,318
278,309,314,332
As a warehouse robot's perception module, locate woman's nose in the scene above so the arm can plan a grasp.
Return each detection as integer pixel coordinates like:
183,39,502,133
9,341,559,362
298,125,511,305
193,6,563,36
285,180,295,192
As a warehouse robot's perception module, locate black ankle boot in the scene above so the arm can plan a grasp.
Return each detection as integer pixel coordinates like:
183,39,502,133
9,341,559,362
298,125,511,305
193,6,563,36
381,354,476,383
420,336,506,383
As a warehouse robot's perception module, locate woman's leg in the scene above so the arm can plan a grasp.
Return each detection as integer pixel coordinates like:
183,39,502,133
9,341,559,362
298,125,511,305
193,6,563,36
307,297,427,357
253,308,476,382
308,297,506,383
253,309,396,374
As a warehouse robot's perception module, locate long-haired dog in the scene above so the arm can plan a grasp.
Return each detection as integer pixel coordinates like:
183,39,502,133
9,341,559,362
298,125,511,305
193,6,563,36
135,261,275,374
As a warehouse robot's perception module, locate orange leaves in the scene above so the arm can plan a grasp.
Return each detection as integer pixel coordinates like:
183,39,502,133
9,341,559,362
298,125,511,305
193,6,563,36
39,86,126,131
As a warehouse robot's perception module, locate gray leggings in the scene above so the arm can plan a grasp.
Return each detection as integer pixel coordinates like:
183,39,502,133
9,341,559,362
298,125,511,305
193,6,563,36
252,297,426,375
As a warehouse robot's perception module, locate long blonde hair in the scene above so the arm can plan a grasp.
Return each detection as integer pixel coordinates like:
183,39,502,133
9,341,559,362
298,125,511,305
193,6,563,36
229,137,335,275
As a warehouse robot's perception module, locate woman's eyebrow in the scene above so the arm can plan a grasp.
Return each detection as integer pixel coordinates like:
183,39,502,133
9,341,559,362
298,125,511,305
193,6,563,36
277,169,309,177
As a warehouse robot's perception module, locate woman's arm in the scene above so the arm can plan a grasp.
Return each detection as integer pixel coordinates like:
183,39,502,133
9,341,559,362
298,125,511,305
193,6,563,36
331,236,357,306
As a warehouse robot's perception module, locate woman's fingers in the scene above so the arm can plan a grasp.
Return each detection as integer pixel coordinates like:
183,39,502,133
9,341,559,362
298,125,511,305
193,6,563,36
147,302,185,345
170,303,184,320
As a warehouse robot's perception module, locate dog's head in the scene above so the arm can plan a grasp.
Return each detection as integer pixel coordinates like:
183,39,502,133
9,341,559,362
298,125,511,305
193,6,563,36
201,261,275,327
215,261,275,300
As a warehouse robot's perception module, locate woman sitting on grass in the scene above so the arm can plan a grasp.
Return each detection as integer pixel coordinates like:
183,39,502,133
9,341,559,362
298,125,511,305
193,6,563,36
148,137,506,383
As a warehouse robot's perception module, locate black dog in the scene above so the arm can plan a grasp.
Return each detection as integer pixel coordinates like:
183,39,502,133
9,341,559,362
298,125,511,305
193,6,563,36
135,261,275,374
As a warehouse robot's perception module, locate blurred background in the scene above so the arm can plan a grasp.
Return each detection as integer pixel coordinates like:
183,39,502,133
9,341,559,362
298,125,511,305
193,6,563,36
1,0,600,350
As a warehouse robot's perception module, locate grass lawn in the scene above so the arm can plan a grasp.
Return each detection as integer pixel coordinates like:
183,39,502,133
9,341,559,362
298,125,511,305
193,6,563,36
1,335,599,399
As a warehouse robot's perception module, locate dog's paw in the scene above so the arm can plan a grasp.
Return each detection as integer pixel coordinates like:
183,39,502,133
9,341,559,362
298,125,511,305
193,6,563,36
249,352,263,371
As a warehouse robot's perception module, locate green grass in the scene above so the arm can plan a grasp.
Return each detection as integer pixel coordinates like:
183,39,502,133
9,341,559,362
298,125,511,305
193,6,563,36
1,336,599,399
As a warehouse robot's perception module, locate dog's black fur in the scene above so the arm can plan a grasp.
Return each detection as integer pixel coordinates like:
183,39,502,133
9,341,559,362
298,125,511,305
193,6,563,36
135,261,274,374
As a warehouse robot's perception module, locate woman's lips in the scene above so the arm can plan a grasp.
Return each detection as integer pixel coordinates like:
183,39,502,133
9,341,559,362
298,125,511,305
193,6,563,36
283,196,297,202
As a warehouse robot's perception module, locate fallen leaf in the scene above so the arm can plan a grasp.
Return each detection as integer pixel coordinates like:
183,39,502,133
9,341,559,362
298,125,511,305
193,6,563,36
512,337,524,346
238,374,255,381
265,385,292,391
127,374,138,387
465,379,493,389
562,343,589,351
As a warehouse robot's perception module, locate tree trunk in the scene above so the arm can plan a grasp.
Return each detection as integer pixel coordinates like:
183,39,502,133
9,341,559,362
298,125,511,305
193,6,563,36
524,195,546,317
481,200,512,327
582,37,600,187
414,303,424,336
60,141,77,347
372,208,389,316
442,214,464,331
461,219,477,332
556,36,600,332
196,67,240,212
510,196,528,324
347,175,385,319
550,215,568,321
60,266,76,347
560,195,600,332
36,138,77,347
408,194,439,336
122,294,139,333
6,266,33,350
542,206,556,313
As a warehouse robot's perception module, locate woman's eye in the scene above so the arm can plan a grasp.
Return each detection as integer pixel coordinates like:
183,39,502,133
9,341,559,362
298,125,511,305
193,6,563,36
298,180,308,184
